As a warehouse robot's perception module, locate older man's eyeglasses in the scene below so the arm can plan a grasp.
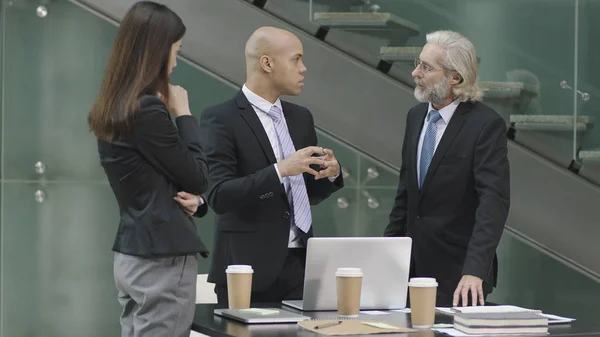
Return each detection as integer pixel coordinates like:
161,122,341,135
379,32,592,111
414,58,443,74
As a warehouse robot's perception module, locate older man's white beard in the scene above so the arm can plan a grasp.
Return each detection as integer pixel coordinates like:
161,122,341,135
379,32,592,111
414,76,451,105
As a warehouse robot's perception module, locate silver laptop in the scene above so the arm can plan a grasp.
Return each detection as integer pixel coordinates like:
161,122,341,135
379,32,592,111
213,308,310,324
283,237,412,311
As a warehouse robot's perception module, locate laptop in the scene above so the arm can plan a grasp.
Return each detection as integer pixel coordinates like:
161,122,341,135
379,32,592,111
213,308,311,324
283,237,412,311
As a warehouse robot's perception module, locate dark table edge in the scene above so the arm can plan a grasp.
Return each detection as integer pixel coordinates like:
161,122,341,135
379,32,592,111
191,303,600,337
192,322,232,337
191,322,600,337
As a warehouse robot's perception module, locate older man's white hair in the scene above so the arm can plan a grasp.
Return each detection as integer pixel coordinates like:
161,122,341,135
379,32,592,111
426,30,483,102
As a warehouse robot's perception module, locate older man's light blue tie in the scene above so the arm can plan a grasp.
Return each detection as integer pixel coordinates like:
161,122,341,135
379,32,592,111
419,110,442,189
267,105,312,233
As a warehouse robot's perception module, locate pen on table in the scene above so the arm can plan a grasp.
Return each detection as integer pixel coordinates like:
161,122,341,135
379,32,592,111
315,320,343,329
449,307,462,313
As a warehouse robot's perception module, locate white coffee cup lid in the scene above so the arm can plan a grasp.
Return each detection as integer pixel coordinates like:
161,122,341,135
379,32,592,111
226,265,254,274
335,267,363,277
408,277,437,287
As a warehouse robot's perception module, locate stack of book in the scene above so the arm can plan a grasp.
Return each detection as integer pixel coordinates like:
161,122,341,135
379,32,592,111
436,305,576,325
453,312,549,335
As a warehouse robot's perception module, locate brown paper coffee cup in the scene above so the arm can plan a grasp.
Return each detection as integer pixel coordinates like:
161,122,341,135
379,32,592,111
336,267,363,317
408,277,438,328
226,265,253,309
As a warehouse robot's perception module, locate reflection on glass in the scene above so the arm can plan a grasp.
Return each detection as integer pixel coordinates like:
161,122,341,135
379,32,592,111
490,233,600,325
1,183,121,337
273,0,597,166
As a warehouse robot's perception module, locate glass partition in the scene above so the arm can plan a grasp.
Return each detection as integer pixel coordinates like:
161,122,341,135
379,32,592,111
170,63,237,275
0,1,407,334
311,130,398,238
576,0,600,184
2,0,599,335
264,0,600,324
491,232,600,325
1,0,121,335
0,0,233,335
264,0,587,168
315,128,600,326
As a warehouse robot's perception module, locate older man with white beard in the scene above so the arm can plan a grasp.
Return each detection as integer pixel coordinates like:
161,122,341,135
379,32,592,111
384,30,510,307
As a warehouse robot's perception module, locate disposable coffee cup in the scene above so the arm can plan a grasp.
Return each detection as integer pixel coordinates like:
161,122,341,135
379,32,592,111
336,267,363,317
226,265,253,309
408,277,438,328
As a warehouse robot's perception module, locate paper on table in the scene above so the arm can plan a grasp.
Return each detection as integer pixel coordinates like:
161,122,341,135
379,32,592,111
436,305,575,325
433,327,549,336
239,308,279,315
436,305,541,315
540,313,576,324
298,319,416,335
432,324,454,328
362,322,401,329
433,328,487,336
390,308,411,313
360,311,390,315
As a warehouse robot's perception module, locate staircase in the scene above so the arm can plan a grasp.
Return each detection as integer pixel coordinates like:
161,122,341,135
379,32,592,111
579,149,600,185
72,0,600,282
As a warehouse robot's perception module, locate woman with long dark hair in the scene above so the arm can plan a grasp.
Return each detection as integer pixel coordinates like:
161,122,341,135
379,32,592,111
88,2,208,336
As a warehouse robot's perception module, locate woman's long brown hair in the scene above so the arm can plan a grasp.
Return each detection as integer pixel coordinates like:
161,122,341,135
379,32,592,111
88,1,185,140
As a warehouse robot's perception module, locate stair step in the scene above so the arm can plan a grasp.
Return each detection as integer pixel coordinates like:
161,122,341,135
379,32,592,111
313,12,420,34
380,46,421,62
579,149,600,160
511,115,594,125
513,122,588,132
480,81,538,99
296,0,364,5
380,46,482,63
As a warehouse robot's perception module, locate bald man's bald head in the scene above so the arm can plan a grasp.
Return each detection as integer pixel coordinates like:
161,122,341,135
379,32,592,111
244,26,307,97
245,26,301,70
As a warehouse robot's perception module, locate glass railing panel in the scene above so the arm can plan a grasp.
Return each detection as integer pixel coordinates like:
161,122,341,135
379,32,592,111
1,1,123,335
3,1,598,335
311,130,397,238
0,0,236,335
312,130,361,237
170,61,238,274
491,232,600,326
264,0,582,168
316,134,600,327
575,0,600,184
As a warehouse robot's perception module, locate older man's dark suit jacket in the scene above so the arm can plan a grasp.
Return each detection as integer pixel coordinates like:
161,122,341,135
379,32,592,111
384,101,510,306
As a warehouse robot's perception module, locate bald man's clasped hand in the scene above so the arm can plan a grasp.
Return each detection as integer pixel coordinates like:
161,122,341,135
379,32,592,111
276,146,340,180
